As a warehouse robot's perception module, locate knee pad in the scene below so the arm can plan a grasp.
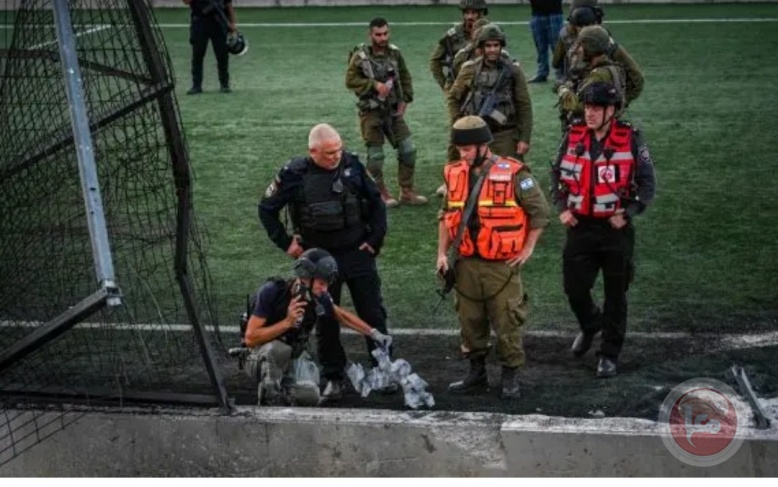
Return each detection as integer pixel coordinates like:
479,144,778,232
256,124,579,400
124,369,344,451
397,138,416,167
366,145,385,173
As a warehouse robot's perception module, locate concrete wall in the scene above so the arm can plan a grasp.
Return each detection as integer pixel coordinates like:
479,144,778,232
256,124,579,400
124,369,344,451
2,406,777,476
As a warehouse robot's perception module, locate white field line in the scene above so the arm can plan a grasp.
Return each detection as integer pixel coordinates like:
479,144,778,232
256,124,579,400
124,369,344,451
2,321,778,349
1,18,778,30
26,24,111,50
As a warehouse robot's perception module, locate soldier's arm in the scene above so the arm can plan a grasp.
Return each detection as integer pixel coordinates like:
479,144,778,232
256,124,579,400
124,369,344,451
512,63,533,145
515,167,550,229
446,61,475,125
549,132,571,213
429,41,448,90
551,35,566,70
258,166,301,252
625,129,656,219
397,51,414,103
345,54,374,97
614,45,644,102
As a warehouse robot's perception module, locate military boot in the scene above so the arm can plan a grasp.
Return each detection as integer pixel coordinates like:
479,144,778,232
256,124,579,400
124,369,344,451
500,366,521,399
397,164,428,205
400,186,429,205
376,182,398,208
448,356,488,394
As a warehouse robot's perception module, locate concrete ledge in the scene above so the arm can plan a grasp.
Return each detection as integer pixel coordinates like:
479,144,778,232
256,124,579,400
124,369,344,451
1,406,776,476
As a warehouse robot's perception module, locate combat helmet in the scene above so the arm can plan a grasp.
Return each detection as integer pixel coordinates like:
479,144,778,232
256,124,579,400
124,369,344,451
569,0,604,25
576,25,610,58
459,0,488,15
452,116,493,146
293,248,339,284
477,23,506,48
580,81,621,108
226,31,248,56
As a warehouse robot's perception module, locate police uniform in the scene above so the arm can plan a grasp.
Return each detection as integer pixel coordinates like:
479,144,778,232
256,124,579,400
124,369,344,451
258,152,389,382
187,0,231,92
550,87,656,375
345,43,425,204
447,56,533,159
245,278,332,406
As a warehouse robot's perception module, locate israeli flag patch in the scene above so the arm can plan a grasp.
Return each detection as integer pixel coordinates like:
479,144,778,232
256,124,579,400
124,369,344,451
520,178,535,190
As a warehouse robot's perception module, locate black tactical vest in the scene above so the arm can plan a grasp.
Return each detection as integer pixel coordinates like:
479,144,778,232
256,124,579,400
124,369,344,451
290,158,367,251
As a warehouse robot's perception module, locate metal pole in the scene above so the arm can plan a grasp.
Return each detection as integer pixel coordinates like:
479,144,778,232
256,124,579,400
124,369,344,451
51,0,121,306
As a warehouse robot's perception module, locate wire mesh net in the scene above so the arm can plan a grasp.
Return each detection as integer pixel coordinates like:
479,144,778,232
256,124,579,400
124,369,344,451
0,0,221,467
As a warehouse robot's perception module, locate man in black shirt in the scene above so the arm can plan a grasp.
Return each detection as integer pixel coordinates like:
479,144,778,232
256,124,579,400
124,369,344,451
243,248,391,406
182,0,237,93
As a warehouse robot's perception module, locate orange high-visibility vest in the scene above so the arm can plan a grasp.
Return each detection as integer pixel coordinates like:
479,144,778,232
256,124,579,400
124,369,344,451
443,157,528,260
558,122,635,217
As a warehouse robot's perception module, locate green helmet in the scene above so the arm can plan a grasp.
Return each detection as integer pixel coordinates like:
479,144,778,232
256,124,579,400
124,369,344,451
471,18,491,40
477,24,506,48
576,25,610,57
459,0,488,14
452,116,493,146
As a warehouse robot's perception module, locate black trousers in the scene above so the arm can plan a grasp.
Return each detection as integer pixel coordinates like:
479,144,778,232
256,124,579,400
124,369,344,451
563,218,635,360
316,247,389,381
189,15,229,88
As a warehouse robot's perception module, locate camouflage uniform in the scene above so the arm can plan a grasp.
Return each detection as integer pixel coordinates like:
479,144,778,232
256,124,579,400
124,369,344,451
346,42,425,204
558,26,627,125
429,0,489,91
447,27,533,160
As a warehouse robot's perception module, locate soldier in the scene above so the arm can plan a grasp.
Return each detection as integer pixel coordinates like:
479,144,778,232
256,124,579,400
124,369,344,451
346,17,427,208
552,0,643,102
436,116,549,398
258,123,395,399
450,18,493,82
243,248,392,405
429,0,489,93
447,24,533,161
550,82,656,378
557,25,626,127
182,0,237,94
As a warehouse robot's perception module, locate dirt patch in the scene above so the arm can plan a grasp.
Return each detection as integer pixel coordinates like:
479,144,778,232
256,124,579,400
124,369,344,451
218,332,778,420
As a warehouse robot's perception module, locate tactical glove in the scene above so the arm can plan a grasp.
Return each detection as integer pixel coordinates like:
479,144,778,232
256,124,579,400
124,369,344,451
369,329,393,350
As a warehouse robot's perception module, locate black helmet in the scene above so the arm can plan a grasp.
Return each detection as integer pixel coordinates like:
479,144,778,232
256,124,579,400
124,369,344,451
580,81,621,108
452,115,493,146
226,31,248,56
568,7,599,27
293,248,339,283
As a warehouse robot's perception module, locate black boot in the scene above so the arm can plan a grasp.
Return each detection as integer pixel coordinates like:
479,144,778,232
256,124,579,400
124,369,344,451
448,356,488,394
500,366,521,399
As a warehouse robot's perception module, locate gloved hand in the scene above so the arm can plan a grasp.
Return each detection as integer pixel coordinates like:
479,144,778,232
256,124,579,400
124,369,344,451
369,328,393,350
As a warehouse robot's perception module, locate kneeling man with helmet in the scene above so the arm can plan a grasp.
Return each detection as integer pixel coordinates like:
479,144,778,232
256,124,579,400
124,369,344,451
241,248,392,406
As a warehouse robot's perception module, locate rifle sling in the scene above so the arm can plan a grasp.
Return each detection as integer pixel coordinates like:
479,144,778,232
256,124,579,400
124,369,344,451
449,156,497,260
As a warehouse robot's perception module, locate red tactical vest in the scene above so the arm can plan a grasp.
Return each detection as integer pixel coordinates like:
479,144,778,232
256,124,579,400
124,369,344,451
558,122,635,217
443,157,528,260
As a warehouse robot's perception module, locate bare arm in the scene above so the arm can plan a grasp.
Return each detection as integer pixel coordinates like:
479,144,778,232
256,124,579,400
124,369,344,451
333,304,374,335
244,315,293,348
225,3,237,32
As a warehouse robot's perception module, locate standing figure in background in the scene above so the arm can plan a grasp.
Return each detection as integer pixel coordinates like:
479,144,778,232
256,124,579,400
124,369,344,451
346,17,427,208
527,0,564,84
183,0,237,94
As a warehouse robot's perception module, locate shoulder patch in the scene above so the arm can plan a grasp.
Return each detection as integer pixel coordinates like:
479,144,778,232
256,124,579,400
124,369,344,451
389,43,400,51
446,26,458,37
520,178,535,191
264,181,278,198
638,145,652,165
